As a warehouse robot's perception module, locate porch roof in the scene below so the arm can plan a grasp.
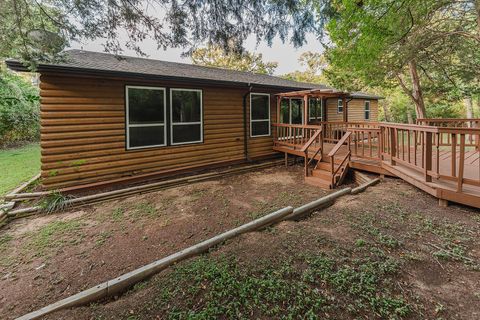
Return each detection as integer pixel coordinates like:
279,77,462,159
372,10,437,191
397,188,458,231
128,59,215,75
275,88,375,99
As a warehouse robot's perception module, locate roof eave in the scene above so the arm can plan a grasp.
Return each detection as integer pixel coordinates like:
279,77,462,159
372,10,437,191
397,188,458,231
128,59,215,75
5,60,314,91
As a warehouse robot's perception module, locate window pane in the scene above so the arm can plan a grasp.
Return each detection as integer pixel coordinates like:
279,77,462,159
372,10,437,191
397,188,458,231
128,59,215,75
172,124,201,144
251,94,269,120
291,99,303,124
280,99,290,123
128,88,164,124
172,90,201,123
129,126,165,148
252,121,270,136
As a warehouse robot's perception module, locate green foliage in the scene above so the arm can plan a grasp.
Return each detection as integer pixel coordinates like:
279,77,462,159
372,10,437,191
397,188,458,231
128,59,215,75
3,0,319,64
0,66,40,147
139,253,409,319
0,0,66,64
324,0,479,116
191,45,278,75
0,143,40,195
27,219,84,254
282,51,329,84
39,191,73,214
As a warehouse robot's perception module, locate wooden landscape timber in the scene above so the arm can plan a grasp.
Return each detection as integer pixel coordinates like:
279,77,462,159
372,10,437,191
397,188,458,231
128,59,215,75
16,185,363,320
4,160,290,222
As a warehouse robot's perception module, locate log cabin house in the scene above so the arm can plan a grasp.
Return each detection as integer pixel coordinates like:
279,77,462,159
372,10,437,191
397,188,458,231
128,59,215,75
6,50,479,209
6,50,380,190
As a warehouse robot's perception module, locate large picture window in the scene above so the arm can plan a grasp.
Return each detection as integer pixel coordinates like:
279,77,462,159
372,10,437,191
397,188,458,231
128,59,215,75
250,93,271,137
126,86,166,149
309,98,322,121
365,101,371,120
170,89,203,145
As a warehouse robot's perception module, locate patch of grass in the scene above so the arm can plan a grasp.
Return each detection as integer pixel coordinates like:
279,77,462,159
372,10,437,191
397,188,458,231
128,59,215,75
111,207,125,221
39,191,74,214
133,202,157,218
0,143,40,195
130,252,410,319
0,234,13,251
26,220,84,255
95,231,112,246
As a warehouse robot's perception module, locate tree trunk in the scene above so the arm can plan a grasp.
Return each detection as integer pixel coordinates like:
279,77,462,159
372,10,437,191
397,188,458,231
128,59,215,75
381,102,391,122
476,0,480,39
407,110,414,124
408,60,427,119
476,97,480,118
464,97,473,127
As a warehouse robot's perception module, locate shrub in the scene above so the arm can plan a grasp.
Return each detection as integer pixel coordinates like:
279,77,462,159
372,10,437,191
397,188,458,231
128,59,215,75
0,64,40,147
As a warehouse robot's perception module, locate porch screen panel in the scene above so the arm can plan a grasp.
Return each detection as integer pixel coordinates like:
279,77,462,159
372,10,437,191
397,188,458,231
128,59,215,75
291,99,303,124
170,89,203,145
280,99,290,124
126,86,166,149
250,93,270,137
309,98,322,120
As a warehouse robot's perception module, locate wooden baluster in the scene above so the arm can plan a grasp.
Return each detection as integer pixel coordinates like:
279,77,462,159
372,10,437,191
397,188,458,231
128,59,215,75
435,133,440,175
390,128,396,165
421,132,425,169
414,131,417,166
407,130,411,163
451,133,456,177
425,132,433,182
457,134,465,192
368,132,372,158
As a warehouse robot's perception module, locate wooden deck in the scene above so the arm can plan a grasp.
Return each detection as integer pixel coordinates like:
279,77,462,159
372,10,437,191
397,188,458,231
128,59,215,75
272,121,480,208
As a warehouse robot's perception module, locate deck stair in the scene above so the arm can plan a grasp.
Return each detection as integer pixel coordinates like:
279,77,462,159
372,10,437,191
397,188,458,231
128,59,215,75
305,160,347,189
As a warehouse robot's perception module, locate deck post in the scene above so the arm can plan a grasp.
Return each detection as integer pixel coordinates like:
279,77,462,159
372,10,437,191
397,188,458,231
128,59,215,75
303,94,309,125
425,132,433,182
438,198,449,208
342,97,348,122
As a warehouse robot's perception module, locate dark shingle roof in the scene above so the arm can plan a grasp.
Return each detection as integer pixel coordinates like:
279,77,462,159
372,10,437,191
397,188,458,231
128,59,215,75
6,50,381,99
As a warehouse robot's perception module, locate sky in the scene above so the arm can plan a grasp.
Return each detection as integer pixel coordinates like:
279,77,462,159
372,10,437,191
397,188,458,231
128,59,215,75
69,33,324,76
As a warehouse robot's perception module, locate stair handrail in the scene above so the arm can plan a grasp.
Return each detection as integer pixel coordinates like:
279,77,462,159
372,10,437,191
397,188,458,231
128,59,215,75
300,128,323,177
328,131,352,186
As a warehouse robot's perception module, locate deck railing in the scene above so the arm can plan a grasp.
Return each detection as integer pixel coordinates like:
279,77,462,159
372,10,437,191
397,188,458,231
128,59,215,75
417,118,480,147
380,123,480,192
273,123,323,150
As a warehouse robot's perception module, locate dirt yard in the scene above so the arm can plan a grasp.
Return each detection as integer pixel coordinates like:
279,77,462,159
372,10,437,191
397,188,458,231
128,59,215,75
1,164,479,319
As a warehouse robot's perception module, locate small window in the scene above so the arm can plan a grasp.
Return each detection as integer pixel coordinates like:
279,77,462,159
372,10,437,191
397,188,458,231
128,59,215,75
126,86,166,149
337,99,343,113
365,101,370,120
309,98,322,120
170,89,203,145
250,93,270,137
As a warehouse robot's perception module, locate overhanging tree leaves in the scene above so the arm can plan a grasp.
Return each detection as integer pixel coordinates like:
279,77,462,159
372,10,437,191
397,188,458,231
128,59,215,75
190,46,278,75
324,0,480,118
1,0,325,66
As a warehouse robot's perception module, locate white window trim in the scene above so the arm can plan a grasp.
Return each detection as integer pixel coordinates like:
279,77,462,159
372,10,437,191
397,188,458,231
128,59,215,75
126,85,167,150
337,98,343,114
365,100,371,120
250,93,271,137
309,98,323,121
170,88,203,146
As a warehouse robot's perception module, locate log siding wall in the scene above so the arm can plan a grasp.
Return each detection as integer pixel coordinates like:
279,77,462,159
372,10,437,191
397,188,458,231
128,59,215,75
326,98,378,122
40,74,279,189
